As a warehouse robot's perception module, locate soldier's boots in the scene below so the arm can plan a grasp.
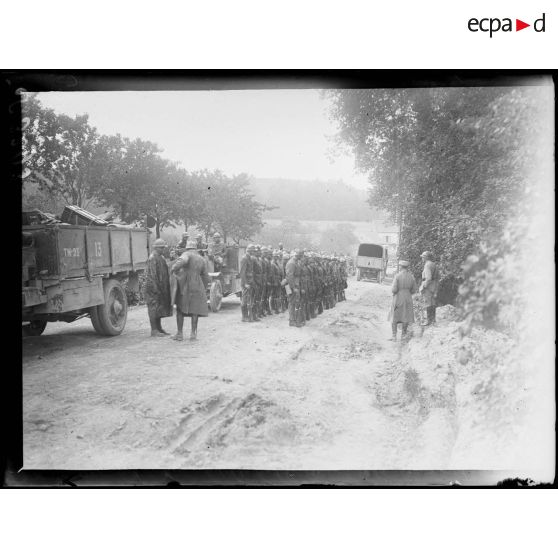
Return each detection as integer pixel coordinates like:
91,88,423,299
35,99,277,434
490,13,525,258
251,304,261,321
241,306,249,322
273,297,280,314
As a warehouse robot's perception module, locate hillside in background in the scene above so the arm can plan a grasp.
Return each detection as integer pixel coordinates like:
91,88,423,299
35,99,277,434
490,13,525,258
249,177,384,222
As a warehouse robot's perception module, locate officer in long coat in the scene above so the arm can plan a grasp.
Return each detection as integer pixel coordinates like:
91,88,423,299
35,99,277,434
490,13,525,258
171,239,209,341
389,260,417,340
419,250,439,325
144,238,173,337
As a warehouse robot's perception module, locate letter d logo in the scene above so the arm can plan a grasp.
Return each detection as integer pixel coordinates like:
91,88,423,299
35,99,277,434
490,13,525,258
534,13,546,32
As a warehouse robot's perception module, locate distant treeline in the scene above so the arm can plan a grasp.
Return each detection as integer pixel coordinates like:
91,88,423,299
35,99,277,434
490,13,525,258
249,177,382,222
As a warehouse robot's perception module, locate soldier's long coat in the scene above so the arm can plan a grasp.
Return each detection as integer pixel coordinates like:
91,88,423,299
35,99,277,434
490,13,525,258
144,252,172,319
171,249,209,317
390,269,417,324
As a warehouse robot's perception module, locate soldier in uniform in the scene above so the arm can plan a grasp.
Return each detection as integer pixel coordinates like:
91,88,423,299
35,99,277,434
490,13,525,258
280,251,290,312
208,232,227,272
144,238,173,337
195,233,207,256
240,244,255,322
340,258,348,301
261,247,272,316
270,250,283,314
252,245,263,320
171,239,210,341
286,249,305,327
419,250,439,325
176,232,189,255
313,254,325,314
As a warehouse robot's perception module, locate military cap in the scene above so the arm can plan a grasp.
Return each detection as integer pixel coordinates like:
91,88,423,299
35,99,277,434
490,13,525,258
295,248,304,256
195,233,203,239
246,244,256,251
185,239,198,250
420,251,433,259
213,232,221,238
282,252,290,259
399,260,410,267
153,238,167,248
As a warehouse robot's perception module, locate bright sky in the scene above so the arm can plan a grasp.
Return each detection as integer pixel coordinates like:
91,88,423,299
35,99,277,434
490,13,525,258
35,89,370,189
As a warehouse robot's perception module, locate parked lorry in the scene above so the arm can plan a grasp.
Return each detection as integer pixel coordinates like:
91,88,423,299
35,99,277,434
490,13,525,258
22,222,150,336
355,243,388,283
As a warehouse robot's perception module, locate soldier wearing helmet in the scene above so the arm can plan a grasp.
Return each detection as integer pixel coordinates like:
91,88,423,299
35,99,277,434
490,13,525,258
208,231,227,272
285,248,305,327
170,239,210,341
280,251,290,311
176,232,189,255
144,238,172,337
240,244,255,322
260,246,273,316
269,249,283,314
251,245,264,320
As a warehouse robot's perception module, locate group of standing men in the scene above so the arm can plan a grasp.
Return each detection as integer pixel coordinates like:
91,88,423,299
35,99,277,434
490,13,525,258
239,245,349,327
389,251,440,341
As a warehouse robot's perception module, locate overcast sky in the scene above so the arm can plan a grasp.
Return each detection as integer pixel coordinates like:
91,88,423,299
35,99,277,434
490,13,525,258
35,89,370,189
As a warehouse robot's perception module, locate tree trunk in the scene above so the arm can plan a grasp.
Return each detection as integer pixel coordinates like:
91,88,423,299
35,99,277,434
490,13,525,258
156,217,160,239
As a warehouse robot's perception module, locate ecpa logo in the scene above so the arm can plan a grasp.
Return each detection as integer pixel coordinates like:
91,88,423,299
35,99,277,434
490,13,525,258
468,13,546,37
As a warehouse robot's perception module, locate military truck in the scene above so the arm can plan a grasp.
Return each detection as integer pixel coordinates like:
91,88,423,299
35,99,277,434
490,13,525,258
355,243,388,283
22,222,150,336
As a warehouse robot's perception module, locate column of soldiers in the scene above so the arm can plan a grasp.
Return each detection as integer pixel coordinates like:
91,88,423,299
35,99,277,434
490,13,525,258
240,245,349,326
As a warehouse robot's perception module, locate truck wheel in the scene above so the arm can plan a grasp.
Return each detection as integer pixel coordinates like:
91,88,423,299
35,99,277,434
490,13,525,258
22,320,47,337
91,279,128,336
209,280,223,312
356,269,361,281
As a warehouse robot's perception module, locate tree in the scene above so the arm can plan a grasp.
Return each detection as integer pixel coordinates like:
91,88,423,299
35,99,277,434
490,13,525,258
196,171,270,243
92,135,183,236
22,94,100,208
326,86,548,304
319,223,359,255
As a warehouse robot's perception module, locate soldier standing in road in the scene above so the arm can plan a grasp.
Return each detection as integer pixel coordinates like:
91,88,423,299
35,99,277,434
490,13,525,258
280,251,290,312
270,250,282,314
240,244,255,322
389,260,417,341
144,238,173,337
171,239,209,341
419,250,439,325
286,249,305,327
261,247,272,316
252,245,263,320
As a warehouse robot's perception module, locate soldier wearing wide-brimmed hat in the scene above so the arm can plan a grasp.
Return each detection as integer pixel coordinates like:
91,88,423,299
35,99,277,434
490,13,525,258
144,238,173,337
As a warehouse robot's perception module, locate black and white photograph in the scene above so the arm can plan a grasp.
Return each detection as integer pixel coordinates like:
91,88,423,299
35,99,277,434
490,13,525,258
17,75,554,482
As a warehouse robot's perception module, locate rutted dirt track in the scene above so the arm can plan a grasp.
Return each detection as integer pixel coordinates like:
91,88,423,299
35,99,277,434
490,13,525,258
23,279,458,470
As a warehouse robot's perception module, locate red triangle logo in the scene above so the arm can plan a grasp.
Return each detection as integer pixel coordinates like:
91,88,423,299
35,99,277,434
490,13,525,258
516,19,530,31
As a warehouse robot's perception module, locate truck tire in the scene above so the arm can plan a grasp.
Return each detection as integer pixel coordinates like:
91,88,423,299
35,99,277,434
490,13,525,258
22,320,47,337
209,280,223,312
90,279,128,336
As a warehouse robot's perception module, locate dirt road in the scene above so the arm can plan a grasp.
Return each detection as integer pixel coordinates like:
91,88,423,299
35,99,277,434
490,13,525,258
23,278,458,470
